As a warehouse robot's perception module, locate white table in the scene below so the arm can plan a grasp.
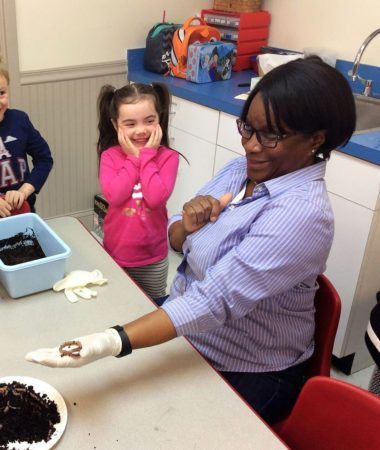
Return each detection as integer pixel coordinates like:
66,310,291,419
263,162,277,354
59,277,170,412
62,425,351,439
0,216,286,449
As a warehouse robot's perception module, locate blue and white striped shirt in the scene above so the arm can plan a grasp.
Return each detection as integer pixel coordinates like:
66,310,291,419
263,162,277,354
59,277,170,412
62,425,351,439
162,157,334,372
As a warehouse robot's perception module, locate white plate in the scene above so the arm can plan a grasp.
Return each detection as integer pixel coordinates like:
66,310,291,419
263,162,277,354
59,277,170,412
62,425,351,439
0,376,67,450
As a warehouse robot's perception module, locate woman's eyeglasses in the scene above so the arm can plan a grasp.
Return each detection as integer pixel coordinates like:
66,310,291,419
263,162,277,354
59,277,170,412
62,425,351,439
236,119,296,149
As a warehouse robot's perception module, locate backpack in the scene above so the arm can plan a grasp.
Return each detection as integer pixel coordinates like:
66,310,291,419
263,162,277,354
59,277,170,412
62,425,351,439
169,16,221,79
144,22,180,74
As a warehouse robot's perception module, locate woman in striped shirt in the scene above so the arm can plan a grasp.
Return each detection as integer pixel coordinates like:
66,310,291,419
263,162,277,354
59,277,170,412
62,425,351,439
27,57,356,424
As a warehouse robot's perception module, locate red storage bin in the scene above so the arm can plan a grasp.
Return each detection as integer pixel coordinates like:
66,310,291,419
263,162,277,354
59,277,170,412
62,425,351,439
217,27,268,41
233,54,257,71
202,9,270,29
236,40,267,55
201,9,271,71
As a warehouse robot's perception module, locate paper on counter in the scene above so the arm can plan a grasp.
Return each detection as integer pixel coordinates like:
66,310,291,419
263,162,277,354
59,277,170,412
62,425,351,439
234,77,262,100
235,92,250,100
257,53,303,75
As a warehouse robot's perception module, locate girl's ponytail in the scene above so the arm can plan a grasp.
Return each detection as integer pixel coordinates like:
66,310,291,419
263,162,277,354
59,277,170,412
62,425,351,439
97,85,118,157
151,82,171,148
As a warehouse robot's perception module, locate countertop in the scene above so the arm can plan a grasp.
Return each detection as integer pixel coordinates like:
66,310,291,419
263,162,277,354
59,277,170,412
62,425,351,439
127,48,380,166
0,216,286,449
127,48,249,117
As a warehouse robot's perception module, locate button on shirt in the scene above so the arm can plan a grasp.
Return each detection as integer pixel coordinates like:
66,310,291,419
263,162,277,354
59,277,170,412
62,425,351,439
162,157,334,373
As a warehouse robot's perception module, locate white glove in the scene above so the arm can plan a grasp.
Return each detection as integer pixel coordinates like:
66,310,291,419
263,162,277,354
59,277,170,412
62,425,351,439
53,269,108,303
25,328,122,368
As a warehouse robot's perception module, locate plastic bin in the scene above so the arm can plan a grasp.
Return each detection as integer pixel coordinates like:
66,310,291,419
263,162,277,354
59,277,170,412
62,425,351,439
0,213,71,298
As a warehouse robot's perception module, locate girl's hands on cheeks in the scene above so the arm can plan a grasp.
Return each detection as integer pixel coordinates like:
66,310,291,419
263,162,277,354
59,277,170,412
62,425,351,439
0,196,12,218
146,124,162,149
182,192,232,234
118,127,139,157
117,124,162,157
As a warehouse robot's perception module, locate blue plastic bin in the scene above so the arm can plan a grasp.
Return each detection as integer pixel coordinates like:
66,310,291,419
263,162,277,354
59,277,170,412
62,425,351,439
0,213,71,298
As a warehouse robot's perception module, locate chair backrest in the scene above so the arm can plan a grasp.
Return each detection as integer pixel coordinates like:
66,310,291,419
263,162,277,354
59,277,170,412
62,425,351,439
278,376,380,450
10,201,31,215
272,275,342,432
307,274,341,377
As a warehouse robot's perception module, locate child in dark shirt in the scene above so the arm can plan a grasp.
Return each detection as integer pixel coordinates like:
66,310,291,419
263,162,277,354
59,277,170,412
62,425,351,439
0,64,53,216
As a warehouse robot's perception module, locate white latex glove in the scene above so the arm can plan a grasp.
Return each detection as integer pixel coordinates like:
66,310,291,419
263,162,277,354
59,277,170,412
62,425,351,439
25,328,122,368
53,270,108,303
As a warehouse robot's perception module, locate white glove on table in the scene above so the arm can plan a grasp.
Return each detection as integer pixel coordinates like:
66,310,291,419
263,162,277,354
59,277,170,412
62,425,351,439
53,269,108,303
25,328,122,368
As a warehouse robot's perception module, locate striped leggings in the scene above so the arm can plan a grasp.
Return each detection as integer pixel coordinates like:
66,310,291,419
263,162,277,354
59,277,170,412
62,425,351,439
124,256,168,299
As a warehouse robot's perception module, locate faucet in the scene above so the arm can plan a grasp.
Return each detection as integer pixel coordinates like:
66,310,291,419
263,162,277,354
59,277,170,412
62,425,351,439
349,28,380,97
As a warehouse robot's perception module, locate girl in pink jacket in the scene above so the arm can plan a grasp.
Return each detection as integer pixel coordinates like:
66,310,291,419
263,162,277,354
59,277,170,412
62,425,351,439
97,82,179,299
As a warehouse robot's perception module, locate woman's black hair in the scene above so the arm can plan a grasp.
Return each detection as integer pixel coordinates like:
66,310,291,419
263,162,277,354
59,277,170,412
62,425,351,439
97,82,171,157
241,56,356,160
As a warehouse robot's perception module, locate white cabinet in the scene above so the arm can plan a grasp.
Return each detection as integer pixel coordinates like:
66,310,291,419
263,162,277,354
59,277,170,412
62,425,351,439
167,96,218,216
325,151,380,373
170,96,219,143
214,145,242,175
167,103,245,215
168,106,244,216
168,127,216,216
217,112,244,156
214,112,245,175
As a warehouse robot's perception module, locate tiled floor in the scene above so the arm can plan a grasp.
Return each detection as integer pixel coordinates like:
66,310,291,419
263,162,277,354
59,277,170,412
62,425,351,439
331,364,375,390
167,250,375,392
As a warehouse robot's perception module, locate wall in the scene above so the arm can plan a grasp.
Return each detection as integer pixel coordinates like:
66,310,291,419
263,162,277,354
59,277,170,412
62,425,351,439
263,0,380,66
19,72,126,220
10,0,212,220
10,0,379,222
15,0,212,71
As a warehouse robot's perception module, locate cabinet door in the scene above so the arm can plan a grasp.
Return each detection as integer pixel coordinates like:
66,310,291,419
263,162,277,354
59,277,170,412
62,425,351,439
214,145,243,175
167,127,216,217
326,151,380,210
170,96,219,143
326,192,374,357
217,112,244,155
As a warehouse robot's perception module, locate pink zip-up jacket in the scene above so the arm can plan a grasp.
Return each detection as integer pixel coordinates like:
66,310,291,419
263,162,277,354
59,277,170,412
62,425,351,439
99,145,179,267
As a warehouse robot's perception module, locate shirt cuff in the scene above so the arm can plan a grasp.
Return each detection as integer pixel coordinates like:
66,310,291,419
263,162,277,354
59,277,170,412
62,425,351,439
124,155,140,168
139,147,158,156
161,296,203,336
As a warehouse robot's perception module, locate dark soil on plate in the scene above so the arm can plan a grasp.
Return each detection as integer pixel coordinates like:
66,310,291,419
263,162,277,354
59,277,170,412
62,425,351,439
0,380,60,448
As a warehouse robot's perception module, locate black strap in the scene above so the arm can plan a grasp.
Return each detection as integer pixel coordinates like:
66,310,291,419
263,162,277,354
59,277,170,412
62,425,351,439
111,325,132,357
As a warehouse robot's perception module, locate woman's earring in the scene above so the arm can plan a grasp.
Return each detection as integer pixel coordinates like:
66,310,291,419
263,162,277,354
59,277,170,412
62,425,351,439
311,148,317,154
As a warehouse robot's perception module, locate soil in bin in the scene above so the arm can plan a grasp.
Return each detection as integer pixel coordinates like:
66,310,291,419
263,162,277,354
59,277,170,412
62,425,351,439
0,228,46,265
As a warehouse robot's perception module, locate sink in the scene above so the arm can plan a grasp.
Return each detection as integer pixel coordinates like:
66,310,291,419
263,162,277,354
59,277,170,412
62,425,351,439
354,94,380,131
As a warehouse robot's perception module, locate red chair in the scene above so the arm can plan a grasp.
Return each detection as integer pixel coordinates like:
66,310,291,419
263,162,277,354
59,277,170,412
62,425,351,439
10,201,31,215
306,273,342,377
273,274,342,431
276,376,380,450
